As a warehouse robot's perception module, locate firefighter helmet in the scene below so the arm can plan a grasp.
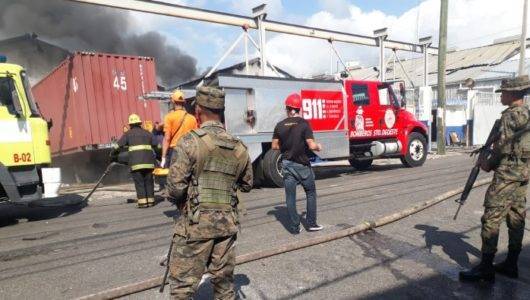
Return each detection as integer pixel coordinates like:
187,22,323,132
171,90,185,103
284,93,302,109
128,114,142,125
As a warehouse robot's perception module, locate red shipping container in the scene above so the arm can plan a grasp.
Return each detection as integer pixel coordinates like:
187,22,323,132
33,52,160,155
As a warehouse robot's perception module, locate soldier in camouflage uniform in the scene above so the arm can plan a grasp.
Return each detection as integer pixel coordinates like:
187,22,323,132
166,86,253,299
460,75,530,283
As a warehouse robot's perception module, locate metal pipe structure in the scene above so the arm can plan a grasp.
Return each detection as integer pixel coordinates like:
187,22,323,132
374,28,388,82
254,5,267,76
393,50,415,88
65,0,438,55
520,0,528,76
328,40,352,77
379,41,386,81
419,36,433,153
419,36,432,87
198,31,246,87
419,36,432,151
244,32,282,77
243,27,249,75
393,54,396,80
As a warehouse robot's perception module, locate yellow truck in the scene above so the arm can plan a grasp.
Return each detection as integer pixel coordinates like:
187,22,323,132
0,54,58,205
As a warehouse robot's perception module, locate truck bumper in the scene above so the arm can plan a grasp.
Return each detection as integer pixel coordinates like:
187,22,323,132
0,163,43,205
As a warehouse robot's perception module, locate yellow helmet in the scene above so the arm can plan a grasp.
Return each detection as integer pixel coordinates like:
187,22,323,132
171,90,185,103
128,113,142,125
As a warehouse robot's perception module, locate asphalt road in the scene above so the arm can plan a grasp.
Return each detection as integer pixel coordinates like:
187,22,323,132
0,153,528,299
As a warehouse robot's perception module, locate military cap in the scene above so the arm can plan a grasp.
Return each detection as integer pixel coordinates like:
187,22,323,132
196,86,225,109
495,75,530,93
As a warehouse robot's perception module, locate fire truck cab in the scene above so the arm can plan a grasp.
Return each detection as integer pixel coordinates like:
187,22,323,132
0,55,57,206
342,79,428,170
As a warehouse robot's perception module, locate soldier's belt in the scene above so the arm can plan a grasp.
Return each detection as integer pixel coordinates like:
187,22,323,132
195,202,232,210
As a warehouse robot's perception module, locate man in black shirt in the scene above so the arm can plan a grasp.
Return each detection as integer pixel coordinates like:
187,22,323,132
272,93,323,234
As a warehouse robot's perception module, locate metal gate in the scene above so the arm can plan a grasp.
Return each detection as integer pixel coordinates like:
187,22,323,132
472,92,503,145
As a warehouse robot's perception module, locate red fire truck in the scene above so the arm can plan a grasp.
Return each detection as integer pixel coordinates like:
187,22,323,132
181,75,428,187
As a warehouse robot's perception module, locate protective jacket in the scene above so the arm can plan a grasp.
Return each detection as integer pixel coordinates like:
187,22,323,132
167,121,253,240
116,126,157,171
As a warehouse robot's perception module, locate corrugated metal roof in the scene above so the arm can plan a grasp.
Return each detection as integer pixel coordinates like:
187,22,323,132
347,40,523,87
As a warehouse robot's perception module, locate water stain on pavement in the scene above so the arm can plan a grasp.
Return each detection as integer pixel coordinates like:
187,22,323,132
92,223,109,229
21,231,60,241
345,227,530,299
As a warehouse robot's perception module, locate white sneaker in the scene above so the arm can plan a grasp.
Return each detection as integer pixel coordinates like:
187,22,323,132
308,224,324,231
198,273,212,286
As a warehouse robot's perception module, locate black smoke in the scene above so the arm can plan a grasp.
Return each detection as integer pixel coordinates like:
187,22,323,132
0,0,198,86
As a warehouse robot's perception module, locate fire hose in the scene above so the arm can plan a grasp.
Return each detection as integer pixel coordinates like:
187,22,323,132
76,178,491,300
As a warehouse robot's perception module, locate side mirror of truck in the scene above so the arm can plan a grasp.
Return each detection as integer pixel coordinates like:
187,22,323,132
11,89,23,117
399,83,406,108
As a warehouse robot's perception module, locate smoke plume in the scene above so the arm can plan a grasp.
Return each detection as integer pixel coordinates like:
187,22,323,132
0,0,198,86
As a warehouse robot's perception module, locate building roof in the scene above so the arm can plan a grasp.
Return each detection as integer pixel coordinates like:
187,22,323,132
346,39,524,87
0,33,71,84
174,57,293,90
0,33,70,54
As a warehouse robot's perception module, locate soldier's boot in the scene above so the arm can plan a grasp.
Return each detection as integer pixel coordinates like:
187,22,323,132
147,197,155,207
459,253,495,283
494,250,520,278
137,198,148,208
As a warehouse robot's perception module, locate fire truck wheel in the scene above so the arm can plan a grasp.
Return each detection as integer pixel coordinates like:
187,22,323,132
348,158,373,170
263,149,284,188
401,132,427,167
252,158,266,187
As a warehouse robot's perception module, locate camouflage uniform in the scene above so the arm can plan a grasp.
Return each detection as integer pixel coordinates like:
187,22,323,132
460,75,530,282
167,87,253,300
481,103,529,254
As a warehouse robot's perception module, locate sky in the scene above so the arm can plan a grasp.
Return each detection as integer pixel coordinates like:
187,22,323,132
127,0,528,79
1,0,525,81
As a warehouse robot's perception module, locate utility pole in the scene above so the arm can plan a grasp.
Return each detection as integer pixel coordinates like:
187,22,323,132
436,0,448,155
520,0,528,76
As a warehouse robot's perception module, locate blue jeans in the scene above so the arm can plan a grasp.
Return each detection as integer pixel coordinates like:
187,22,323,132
281,160,318,231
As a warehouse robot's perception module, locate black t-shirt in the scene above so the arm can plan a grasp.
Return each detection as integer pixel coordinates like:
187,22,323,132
273,117,314,166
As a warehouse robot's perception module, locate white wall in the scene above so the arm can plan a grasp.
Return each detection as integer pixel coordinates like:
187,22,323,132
473,92,504,145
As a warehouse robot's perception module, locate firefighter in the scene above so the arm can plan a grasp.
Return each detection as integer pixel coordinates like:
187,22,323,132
161,90,198,169
166,86,253,299
114,114,157,208
272,93,323,234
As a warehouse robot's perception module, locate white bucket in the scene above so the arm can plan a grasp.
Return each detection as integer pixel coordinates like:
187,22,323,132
41,168,61,198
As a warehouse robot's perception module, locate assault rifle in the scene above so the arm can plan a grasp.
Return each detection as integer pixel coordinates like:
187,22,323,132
454,119,530,220
453,120,501,220
159,234,176,293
